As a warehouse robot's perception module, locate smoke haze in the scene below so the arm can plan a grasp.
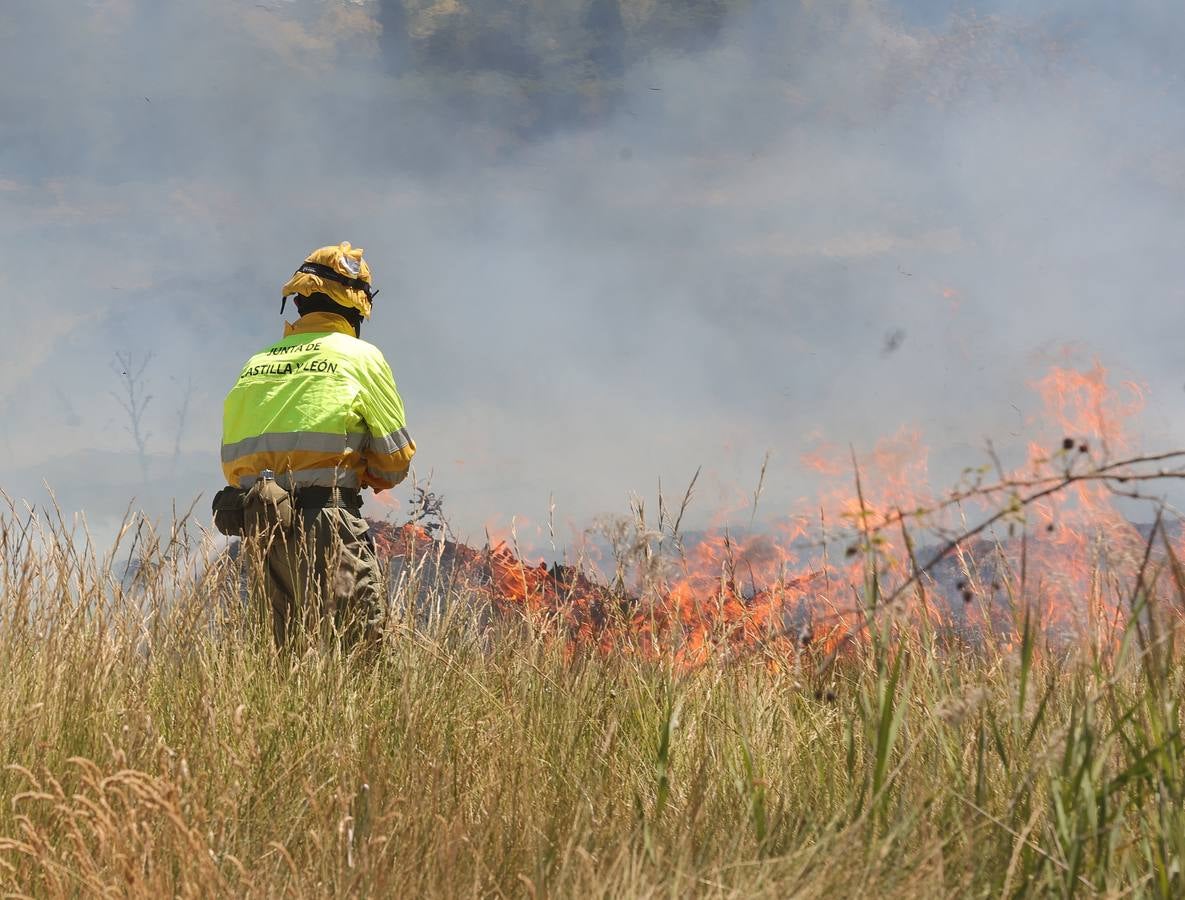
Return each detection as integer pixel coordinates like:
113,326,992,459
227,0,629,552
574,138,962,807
3,0,1184,544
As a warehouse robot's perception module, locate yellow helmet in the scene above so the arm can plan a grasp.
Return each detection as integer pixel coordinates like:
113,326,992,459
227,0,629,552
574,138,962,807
281,242,378,319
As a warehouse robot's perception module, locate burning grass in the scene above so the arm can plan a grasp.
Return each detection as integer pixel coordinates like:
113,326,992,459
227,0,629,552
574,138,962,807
2,505,1185,896
4,363,1185,896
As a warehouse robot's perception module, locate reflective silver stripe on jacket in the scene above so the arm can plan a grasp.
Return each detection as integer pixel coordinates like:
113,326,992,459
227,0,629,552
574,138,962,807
366,427,414,457
221,431,366,464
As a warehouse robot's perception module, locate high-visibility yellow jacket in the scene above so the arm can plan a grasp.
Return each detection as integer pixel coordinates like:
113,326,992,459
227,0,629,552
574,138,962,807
222,312,415,491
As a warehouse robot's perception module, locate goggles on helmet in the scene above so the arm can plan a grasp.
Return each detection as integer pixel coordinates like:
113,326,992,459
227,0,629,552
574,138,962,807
293,261,379,304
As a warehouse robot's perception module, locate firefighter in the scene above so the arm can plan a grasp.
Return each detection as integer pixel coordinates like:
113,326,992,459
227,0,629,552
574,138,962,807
216,242,416,650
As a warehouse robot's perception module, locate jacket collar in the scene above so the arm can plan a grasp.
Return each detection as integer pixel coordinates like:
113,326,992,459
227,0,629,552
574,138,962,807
283,311,355,338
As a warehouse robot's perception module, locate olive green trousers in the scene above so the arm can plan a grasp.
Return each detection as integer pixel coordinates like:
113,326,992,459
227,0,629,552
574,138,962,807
245,505,386,651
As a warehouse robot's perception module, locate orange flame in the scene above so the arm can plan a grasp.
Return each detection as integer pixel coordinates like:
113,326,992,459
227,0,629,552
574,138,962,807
373,361,1175,667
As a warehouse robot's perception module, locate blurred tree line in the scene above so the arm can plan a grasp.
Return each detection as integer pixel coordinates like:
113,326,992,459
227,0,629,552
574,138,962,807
377,0,746,133
381,0,742,76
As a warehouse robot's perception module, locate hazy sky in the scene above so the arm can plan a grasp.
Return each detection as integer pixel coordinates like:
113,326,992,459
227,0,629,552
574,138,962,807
3,0,1184,544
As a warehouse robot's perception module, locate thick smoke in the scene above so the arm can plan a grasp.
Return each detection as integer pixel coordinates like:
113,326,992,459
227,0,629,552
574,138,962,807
2,0,1183,543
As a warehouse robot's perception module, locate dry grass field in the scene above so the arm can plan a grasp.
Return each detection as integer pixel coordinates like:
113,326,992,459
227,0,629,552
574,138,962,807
1,355,1180,899
2,469,1185,899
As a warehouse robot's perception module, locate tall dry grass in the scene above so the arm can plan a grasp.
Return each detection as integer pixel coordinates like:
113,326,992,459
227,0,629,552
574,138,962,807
2,492,1185,899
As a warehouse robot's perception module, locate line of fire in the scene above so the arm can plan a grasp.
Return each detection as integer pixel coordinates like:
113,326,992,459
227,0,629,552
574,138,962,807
361,362,1185,669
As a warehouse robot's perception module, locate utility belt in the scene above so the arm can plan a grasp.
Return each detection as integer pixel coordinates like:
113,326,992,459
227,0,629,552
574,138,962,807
291,486,362,511
212,474,361,537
